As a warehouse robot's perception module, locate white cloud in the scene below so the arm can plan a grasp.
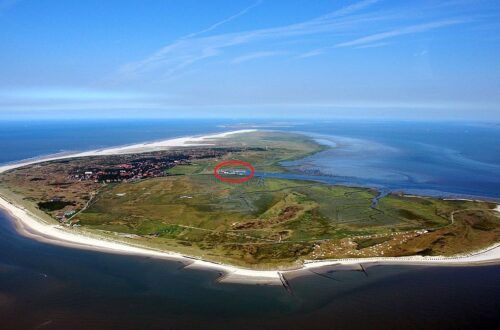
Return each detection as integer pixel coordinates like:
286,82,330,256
181,0,262,39
0,87,170,112
355,41,389,49
0,87,153,101
413,49,429,56
231,51,283,64
336,19,465,48
296,49,326,59
115,0,382,81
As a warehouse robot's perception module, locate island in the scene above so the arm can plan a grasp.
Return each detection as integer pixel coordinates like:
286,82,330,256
0,130,499,283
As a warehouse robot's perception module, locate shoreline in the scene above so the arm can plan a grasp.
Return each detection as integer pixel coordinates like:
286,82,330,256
0,129,499,285
0,129,257,173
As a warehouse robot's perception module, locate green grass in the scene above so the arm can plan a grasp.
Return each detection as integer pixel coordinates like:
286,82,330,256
76,173,499,267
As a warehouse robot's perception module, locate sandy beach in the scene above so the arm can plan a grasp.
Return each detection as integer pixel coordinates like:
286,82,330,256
0,129,257,173
0,129,499,285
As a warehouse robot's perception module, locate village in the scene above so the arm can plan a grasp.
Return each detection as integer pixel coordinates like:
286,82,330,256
70,147,241,183
1,146,260,227
71,157,188,183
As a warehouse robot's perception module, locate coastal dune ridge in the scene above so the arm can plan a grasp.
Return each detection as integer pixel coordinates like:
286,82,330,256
0,129,499,285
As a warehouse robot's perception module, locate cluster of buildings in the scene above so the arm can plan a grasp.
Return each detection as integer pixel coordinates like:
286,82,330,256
218,169,249,176
70,147,238,184
55,209,78,224
71,157,189,183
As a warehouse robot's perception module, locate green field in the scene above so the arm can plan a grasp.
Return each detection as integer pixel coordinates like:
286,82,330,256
76,172,499,268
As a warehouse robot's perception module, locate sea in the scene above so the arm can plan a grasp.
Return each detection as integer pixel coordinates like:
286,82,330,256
0,118,499,329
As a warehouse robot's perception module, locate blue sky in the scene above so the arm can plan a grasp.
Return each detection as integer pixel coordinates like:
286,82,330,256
0,0,499,120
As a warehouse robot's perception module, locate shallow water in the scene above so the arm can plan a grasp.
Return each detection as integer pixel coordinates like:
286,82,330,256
280,122,500,199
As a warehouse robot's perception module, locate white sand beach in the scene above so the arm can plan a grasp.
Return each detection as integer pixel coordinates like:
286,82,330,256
0,129,256,173
0,194,281,284
75,129,257,156
0,129,499,285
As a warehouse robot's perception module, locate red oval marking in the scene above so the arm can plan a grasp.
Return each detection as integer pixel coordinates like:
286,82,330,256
214,160,255,183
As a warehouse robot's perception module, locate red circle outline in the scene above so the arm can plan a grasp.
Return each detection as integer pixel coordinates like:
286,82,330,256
213,160,255,183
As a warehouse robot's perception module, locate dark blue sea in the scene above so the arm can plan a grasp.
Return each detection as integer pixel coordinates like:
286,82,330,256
0,119,499,328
